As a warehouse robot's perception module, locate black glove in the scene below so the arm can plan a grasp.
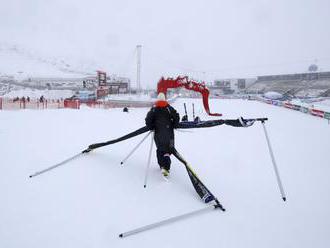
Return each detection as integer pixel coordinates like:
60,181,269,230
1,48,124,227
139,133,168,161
238,117,255,127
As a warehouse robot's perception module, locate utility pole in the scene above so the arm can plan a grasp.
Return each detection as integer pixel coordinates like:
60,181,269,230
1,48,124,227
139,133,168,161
136,45,142,93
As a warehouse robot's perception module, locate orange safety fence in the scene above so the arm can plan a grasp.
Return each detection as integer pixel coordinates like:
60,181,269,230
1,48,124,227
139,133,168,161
0,98,80,110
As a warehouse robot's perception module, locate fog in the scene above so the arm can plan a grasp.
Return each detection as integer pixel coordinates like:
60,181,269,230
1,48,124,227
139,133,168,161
1,0,330,88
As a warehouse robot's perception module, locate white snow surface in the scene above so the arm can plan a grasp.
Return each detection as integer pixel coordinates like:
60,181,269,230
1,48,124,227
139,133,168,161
0,44,92,80
3,88,74,99
264,91,283,100
291,98,330,112
104,94,153,101
312,99,330,112
1,99,330,248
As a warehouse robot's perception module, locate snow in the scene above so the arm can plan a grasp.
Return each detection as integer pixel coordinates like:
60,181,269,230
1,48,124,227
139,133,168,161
104,93,153,101
264,91,283,100
1,99,330,248
291,98,330,112
2,88,74,99
0,43,92,80
313,99,330,112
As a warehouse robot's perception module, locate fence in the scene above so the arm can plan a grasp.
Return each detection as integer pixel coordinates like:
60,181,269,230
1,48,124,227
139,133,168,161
63,99,80,109
0,98,80,110
256,96,330,122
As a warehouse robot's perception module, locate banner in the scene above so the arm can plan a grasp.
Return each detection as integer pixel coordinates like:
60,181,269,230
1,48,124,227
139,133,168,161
324,112,330,120
284,102,294,109
300,106,309,113
292,104,301,111
310,109,324,118
64,99,80,109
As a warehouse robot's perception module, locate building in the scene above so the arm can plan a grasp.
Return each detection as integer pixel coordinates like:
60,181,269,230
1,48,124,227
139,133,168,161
209,78,256,95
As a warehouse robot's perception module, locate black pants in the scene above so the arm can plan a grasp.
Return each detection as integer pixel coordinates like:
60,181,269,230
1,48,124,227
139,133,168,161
156,149,171,171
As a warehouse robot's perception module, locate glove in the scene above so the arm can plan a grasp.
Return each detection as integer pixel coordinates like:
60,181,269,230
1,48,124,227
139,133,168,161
194,116,201,123
238,117,255,127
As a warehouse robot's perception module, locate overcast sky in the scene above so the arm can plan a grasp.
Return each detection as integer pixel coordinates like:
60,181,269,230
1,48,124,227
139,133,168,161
1,0,330,88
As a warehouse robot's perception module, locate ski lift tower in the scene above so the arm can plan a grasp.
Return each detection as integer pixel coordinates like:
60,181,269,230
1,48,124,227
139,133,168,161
136,45,142,93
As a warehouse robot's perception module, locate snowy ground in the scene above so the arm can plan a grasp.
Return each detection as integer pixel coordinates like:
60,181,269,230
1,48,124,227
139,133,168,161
3,88,74,99
291,98,330,112
1,99,330,248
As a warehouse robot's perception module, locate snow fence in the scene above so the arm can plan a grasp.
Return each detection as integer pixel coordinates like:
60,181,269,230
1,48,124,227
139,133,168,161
0,98,80,110
255,97,330,122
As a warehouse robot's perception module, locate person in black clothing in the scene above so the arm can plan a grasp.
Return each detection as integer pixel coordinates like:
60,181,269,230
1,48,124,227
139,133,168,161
145,93,180,177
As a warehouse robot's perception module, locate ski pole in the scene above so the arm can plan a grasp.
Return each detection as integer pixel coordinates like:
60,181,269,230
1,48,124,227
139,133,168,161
261,121,287,201
192,103,195,119
119,203,221,238
29,150,89,178
120,132,151,165
184,102,188,117
144,132,154,188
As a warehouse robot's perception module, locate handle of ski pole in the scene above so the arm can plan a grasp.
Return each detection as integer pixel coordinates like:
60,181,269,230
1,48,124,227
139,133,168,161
84,142,107,152
246,118,268,122
82,147,95,153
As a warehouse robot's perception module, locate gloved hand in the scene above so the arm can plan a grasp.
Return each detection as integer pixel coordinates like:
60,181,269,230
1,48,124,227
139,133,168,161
181,115,188,121
238,117,255,127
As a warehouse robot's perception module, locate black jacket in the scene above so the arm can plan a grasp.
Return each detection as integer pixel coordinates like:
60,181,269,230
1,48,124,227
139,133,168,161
145,104,180,152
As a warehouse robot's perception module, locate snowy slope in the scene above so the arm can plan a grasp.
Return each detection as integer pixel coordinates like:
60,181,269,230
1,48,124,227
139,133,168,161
0,43,94,80
1,99,330,248
3,88,74,99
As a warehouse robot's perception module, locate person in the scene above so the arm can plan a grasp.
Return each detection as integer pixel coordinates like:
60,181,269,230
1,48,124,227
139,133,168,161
145,93,180,177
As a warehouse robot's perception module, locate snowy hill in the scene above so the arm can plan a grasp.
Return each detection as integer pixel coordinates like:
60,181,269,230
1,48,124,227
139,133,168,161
1,99,330,248
2,88,74,99
0,43,95,80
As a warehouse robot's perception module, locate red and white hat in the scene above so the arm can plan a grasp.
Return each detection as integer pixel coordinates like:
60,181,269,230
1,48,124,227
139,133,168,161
155,92,168,107
157,92,166,101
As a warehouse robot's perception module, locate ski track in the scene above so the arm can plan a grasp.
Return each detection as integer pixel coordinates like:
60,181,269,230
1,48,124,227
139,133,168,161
1,99,330,248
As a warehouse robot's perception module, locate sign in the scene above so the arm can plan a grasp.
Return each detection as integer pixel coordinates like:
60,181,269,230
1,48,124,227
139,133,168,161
97,71,107,86
324,112,330,120
310,109,324,118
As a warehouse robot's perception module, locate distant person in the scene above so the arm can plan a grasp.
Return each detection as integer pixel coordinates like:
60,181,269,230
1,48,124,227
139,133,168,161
145,93,180,178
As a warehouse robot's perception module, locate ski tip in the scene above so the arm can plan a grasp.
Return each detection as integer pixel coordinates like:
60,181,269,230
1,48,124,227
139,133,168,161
119,234,123,238
282,197,287,202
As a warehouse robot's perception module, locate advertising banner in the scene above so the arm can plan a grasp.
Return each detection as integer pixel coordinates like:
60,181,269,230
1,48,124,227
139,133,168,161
310,109,325,118
284,102,294,109
300,106,309,113
324,112,330,120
